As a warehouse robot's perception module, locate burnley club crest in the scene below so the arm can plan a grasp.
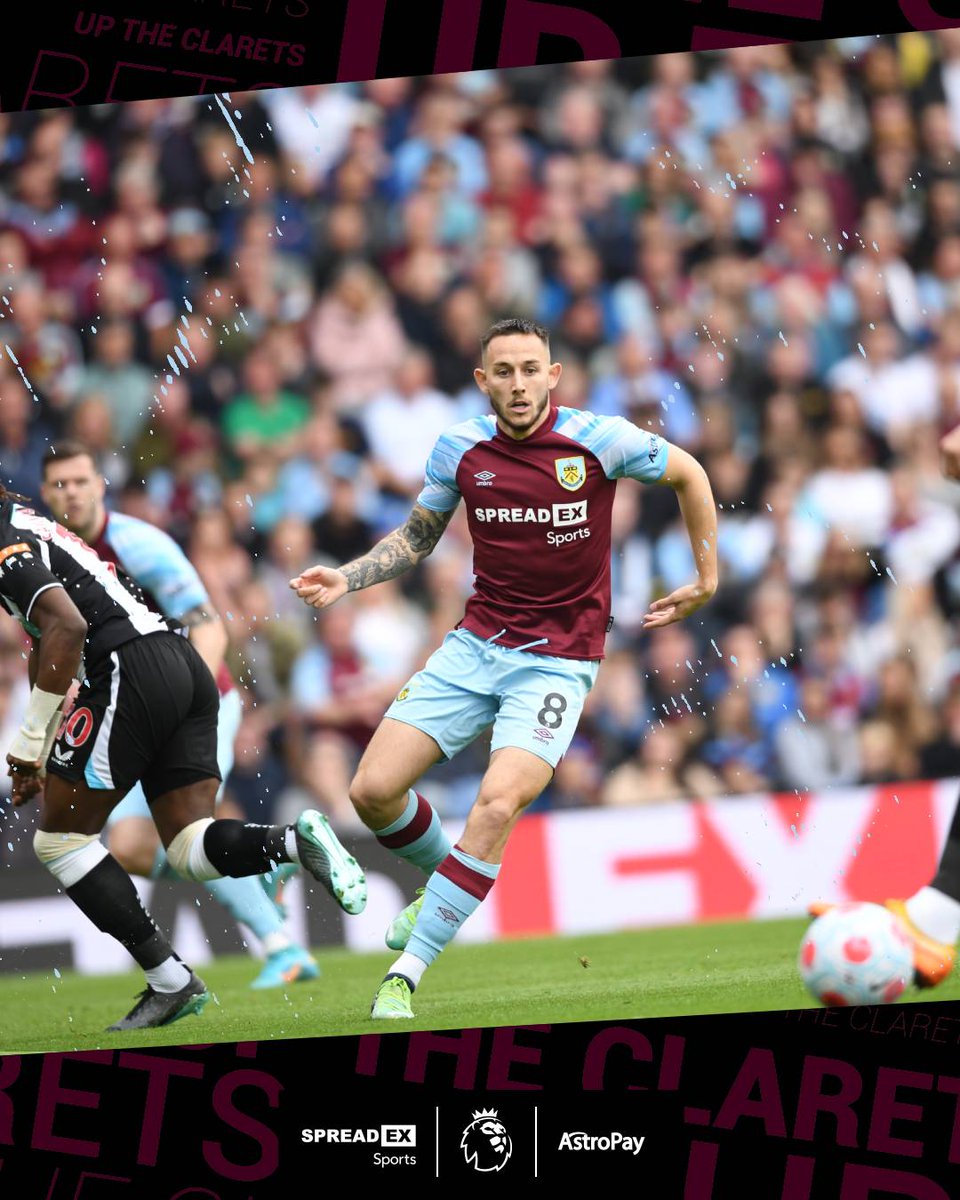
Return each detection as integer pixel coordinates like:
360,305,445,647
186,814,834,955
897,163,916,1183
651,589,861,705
555,455,586,491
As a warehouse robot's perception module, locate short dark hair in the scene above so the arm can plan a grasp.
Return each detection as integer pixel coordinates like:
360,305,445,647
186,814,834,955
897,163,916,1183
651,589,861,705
0,483,30,505
480,317,550,355
41,440,97,479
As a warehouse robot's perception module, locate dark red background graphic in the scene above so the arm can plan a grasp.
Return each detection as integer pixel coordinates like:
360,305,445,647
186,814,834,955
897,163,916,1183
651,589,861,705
4,1006,960,1191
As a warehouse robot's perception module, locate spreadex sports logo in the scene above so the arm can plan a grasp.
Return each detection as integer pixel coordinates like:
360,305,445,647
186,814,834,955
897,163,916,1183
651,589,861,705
460,1109,513,1172
301,1125,417,1168
474,502,589,547
558,1131,646,1156
301,1126,416,1147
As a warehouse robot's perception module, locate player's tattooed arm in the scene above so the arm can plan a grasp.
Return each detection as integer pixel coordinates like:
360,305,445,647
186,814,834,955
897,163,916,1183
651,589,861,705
290,504,457,609
179,605,217,627
341,505,455,591
179,605,229,679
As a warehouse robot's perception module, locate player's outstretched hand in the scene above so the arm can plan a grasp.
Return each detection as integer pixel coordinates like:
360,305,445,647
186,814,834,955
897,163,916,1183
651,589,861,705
289,565,349,610
641,581,715,630
6,755,44,806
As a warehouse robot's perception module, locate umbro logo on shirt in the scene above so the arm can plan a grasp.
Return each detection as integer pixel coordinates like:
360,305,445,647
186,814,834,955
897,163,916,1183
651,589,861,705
474,471,496,487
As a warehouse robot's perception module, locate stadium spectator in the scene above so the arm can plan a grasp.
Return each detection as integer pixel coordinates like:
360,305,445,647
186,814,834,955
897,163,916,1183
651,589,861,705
309,260,407,410
221,346,311,466
72,318,155,446
602,722,720,806
0,374,54,500
775,674,860,791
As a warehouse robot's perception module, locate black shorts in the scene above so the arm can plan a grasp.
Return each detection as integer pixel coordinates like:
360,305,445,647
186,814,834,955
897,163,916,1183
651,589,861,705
46,631,221,803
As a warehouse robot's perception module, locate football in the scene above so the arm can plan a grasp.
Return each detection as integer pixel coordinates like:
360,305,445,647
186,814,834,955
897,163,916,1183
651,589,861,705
798,902,914,1007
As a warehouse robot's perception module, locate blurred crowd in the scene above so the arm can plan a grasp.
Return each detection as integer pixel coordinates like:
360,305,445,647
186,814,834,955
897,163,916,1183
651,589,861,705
2,33,960,829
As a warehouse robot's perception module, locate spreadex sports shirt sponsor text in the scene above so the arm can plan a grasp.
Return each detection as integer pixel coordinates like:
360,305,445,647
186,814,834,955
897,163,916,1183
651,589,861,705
474,501,590,546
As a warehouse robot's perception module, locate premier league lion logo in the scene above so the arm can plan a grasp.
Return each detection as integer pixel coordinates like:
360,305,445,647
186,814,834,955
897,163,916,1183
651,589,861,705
460,1108,513,1172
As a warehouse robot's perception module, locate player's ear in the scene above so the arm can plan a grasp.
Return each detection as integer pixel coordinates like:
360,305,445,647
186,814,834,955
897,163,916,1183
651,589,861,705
473,366,488,394
548,361,562,390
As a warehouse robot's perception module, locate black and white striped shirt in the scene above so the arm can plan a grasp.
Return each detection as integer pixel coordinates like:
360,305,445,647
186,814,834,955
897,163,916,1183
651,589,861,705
0,502,169,666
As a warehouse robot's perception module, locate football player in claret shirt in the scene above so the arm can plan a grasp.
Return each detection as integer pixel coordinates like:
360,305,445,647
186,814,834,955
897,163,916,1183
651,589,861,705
291,317,720,1019
39,442,317,990
0,483,366,1031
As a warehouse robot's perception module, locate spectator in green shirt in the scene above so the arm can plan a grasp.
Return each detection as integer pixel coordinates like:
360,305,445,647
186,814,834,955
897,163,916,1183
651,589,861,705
222,348,311,465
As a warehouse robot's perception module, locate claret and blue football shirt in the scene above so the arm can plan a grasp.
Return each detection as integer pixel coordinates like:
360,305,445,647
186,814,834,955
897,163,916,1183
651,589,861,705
417,404,669,660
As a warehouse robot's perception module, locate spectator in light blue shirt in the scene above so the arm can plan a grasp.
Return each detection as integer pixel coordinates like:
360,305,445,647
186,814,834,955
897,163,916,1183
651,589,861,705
589,333,701,447
390,91,488,199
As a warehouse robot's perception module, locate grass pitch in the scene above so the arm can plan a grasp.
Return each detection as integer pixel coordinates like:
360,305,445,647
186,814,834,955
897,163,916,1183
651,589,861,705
1,917,957,1055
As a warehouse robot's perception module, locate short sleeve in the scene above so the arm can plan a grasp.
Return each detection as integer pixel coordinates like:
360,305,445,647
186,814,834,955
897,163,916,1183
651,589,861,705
0,538,64,628
606,418,670,484
107,517,209,621
553,409,670,484
416,434,463,513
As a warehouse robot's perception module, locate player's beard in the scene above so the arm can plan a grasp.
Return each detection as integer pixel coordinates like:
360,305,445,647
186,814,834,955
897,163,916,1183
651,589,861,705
492,389,550,437
59,501,98,541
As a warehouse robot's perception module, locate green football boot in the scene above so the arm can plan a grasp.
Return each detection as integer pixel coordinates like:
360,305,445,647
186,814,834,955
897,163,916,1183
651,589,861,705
385,887,425,950
371,975,415,1020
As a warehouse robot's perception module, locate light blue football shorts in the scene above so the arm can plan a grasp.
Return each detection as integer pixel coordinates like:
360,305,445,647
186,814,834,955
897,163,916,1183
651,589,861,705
105,686,244,825
384,628,600,770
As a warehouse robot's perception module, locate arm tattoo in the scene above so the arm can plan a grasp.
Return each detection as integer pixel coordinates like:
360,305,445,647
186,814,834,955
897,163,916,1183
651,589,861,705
341,504,455,592
405,504,455,555
179,606,217,628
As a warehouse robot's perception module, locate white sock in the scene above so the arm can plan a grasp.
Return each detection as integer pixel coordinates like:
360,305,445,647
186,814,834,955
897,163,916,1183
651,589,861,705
145,956,192,994
390,952,428,988
187,823,219,880
905,887,960,945
285,828,300,864
262,930,292,955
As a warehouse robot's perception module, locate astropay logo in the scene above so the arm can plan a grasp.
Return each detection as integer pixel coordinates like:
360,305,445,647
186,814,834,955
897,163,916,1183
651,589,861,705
558,1131,646,1156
